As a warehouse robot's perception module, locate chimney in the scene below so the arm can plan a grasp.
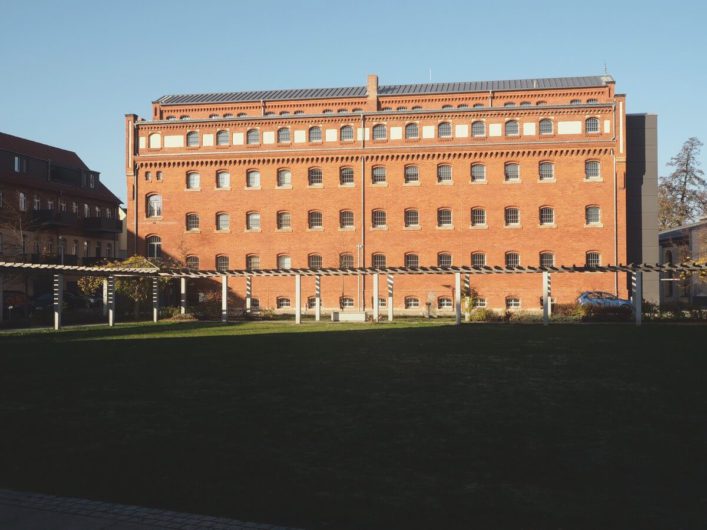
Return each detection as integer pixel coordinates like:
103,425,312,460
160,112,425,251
367,74,378,110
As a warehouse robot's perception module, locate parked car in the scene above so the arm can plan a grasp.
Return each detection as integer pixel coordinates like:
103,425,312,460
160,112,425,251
31,291,93,312
577,291,633,310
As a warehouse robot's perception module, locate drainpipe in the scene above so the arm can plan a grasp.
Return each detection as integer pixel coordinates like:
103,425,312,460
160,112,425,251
359,111,366,310
612,102,619,294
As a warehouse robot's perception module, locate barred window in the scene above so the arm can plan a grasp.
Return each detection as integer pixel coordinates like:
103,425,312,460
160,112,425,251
504,163,520,181
308,168,323,186
585,160,601,179
442,105,453,109
186,131,199,147
404,165,419,184
540,252,554,267
309,126,322,142
471,252,486,267
246,211,260,230
308,210,323,229
146,195,162,217
276,297,291,308
505,120,519,136
586,251,601,267
473,297,487,308
505,252,520,267
186,213,199,231
585,117,600,133
186,172,200,189
337,109,347,113
246,170,260,188
405,253,419,268
472,121,485,137
340,125,354,141
246,129,259,144
405,296,420,308
437,164,452,183
504,102,516,107
308,254,322,269
340,253,354,268
339,210,354,228
307,296,317,309
570,99,582,105
438,297,453,309
539,162,554,180
146,235,162,258
587,98,599,104
505,207,520,226
539,207,554,225
372,166,386,184
437,208,452,227
520,101,531,107
438,253,452,267
539,119,553,135
404,209,419,227
471,163,486,182
372,253,386,268
246,255,260,270
339,167,354,185
372,124,386,140
216,213,230,231
277,169,291,187
506,297,521,309
216,130,229,146
372,209,387,228
471,207,486,226
186,256,199,270
323,109,333,114
340,297,355,308
378,297,387,307
473,103,484,108
397,106,407,111
277,128,290,143
277,211,291,229
438,122,452,138
216,171,230,189
278,255,291,269
405,123,419,139
216,255,229,272
585,206,601,224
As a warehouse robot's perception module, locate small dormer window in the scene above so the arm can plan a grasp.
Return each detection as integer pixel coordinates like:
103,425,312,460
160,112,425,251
89,174,95,188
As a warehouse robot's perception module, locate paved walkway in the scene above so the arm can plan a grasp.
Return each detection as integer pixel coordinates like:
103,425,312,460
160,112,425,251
0,489,302,530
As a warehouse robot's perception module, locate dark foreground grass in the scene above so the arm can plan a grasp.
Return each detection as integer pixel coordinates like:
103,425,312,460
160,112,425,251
0,321,706,529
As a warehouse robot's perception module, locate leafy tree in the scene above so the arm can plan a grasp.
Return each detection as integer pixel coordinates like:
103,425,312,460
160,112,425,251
658,137,706,230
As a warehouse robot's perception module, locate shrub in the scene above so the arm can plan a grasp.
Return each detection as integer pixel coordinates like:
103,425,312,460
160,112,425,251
507,310,543,323
468,308,501,322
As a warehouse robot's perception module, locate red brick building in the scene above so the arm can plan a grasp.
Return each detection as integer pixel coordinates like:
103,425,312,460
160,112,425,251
125,74,645,313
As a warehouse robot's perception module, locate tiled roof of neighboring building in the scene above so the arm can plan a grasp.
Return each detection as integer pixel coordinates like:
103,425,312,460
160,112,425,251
0,132,89,170
155,75,615,106
659,218,707,241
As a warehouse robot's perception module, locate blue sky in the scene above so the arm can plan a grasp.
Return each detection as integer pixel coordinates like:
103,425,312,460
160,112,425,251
1,0,705,202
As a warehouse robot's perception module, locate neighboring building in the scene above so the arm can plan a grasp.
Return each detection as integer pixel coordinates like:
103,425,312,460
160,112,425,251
125,73,656,313
659,218,707,307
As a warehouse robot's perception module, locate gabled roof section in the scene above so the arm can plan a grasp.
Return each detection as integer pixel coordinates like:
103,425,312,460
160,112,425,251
155,75,614,106
0,132,89,170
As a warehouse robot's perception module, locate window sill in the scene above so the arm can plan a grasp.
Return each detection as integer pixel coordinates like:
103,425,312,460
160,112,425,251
338,183,355,188
470,225,488,229
585,223,604,228
146,216,163,221
338,227,355,231
215,187,231,191
584,178,604,183
277,228,292,232
503,180,521,184
470,180,487,184
244,187,261,190
185,229,201,234
504,225,522,229
307,227,323,232
308,184,324,189
215,229,231,234
403,225,421,230
244,229,261,233
538,179,556,183
539,224,557,228
276,185,292,190
372,182,388,187
372,226,388,230
437,181,454,185
437,226,454,230
403,181,420,186
185,188,201,192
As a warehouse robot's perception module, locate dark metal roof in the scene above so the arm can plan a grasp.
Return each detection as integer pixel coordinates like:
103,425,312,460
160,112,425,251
156,75,614,106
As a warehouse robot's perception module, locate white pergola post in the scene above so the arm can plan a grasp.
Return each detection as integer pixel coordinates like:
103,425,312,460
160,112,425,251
152,277,159,322
0,274,4,324
245,275,252,314
295,273,302,324
463,274,470,322
53,273,63,330
102,278,108,317
634,271,643,327
221,274,228,323
542,271,551,326
372,273,379,322
387,274,394,321
315,275,321,322
107,275,115,327
180,277,187,315
454,272,462,325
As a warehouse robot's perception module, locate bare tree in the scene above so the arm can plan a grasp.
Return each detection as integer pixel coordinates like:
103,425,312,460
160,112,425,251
658,137,706,230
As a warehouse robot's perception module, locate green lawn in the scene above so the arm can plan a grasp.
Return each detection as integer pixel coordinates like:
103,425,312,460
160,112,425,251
1,321,706,529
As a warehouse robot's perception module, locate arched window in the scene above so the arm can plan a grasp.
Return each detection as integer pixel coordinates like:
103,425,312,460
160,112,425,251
437,208,452,227
438,297,453,309
437,164,452,183
337,109,348,114
308,168,322,186
372,209,387,228
473,103,484,108
539,119,553,135
186,131,199,147
186,172,200,189
18,192,26,211
276,297,291,308
322,109,333,114
536,101,547,106
340,253,354,268
308,126,322,142
585,206,601,225
397,106,407,111
411,105,422,110
405,253,419,268
216,130,229,146
277,127,290,143
442,104,453,109
216,212,230,231
505,252,520,267
570,99,582,105
186,213,199,231
237,112,247,117
471,163,486,182
246,255,260,270
308,254,322,269
209,114,219,119
471,207,486,226
504,102,516,107
223,113,234,118
246,211,260,230
587,98,599,104
148,133,161,149
246,129,259,144
277,169,291,187
539,207,555,225
471,121,485,137
585,160,601,179
372,124,386,140
519,101,532,107
505,120,519,136
585,117,600,133
404,209,419,227
405,296,420,308
586,251,601,267
404,165,419,184
339,210,354,228
539,252,554,267
246,169,260,188
277,211,291,229
340,125,354,141
539,162,554,180
278,255,291,269
146,194,162,217
308,210,323,229
405,123,419,139
458,104,468,109
438,122,452,138
437,253,452,267
216,171,230,189
504,163,520,181
372,253,386,268
339,167,354,185
505,207,520,226
471,252,486,267
372,166,386,184
146,235,161,258
186,256,199,270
